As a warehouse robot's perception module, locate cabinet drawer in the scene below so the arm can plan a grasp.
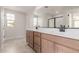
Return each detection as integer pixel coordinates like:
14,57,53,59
34,36,40,46
34,43,41,53
34,32,40,37
41,33,55,42
29,39,33,44
29,37,33,44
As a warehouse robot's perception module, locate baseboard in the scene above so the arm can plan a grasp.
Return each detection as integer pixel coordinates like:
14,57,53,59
3,36,25,41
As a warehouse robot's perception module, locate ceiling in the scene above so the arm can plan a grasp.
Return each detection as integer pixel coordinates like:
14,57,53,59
35,6,65,16
2,6,79,16
3,6,36,14
34,6,79,16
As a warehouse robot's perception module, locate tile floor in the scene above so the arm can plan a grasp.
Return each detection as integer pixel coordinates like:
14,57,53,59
0,39,35,53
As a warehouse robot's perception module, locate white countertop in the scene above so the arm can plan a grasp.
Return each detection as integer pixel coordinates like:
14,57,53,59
26,27,79,40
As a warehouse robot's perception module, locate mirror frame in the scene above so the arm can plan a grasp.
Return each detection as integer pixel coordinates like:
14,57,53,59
48,16,63,28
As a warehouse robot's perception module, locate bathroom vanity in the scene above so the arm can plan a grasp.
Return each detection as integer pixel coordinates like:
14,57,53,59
26,28,79,53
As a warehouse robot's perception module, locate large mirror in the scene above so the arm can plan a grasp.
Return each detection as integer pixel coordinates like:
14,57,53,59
34,6,79,28
48,16,64,28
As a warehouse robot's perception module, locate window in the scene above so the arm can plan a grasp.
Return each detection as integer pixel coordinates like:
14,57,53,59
74,20,79,27
69,13,79,28
33,16,38,26
6,13,15,27
72,14,79,28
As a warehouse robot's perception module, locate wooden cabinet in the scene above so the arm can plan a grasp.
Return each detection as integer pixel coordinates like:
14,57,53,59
26,30,79,53
34,32,41,53
41,38,55,53
55,44,78,53
41,33,79,53
26,30,34,48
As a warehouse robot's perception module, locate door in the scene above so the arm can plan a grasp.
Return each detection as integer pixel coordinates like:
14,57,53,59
41,38,55,53
4,10,16,40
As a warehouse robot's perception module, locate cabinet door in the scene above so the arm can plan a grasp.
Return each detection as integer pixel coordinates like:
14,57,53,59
41,38,55,53
33,32,41,53
29,31,33,44
34,43,41,53
29,31,34,48
34,32,40,37
55,44,78,53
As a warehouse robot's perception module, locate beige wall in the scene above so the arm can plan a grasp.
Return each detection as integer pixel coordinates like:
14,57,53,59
26,13,53,28
26,13,34,28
